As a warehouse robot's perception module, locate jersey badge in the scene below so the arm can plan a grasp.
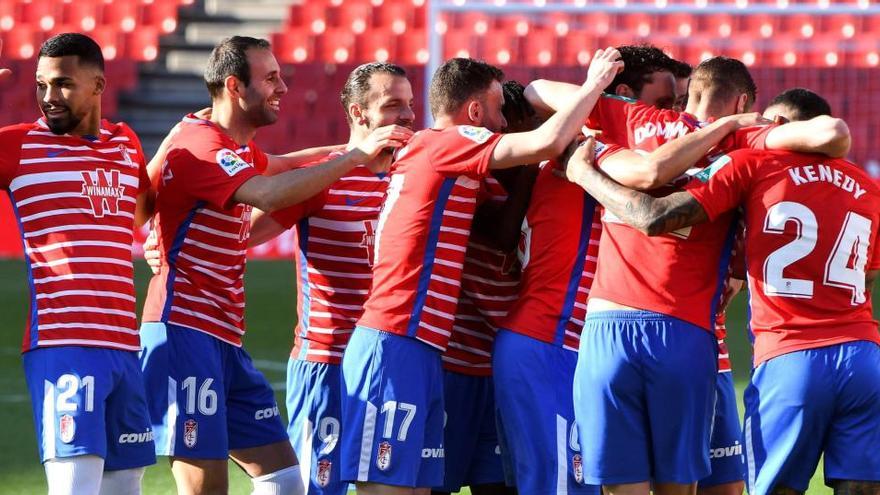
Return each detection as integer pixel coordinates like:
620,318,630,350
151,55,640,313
572,454,584,484
216,148,252,177
184,418,198,448
695,154,732,183
316,459,332,487
59,414,75,444
81,169,125,217
458,126,493,144
376,441,392,471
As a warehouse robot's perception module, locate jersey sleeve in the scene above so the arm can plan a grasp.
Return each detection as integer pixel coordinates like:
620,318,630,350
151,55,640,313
727,124,777,151
118,123,151,193
585,95,636,146
251,144,270,174
166,136,262,210
685,149,757,221
0,125,28,189
430,126,502,178
270,190,328,229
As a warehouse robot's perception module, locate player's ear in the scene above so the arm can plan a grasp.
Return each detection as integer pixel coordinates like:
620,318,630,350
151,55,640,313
224,75,241,99
615,84,635,99
93,74,105,96
349,103,365,125
466,99,482,125
736,93,749,114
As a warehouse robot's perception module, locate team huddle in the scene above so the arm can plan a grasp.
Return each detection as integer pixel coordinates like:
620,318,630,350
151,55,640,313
2,29,879,495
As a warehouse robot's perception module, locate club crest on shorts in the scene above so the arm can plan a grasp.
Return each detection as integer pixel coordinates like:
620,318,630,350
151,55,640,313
376,441,392,471
316,459,332,487
59,414,75,443
183,419,198,448
572,454,584,484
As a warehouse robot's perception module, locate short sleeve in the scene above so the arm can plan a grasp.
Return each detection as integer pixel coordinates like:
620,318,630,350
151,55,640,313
685,149,757,221
118,124,151,193
250,144,269,174
728,124,777,151
430,126,502,178
166,140,261,210
593,139,628,165
0,125,28,189
270,190,328,229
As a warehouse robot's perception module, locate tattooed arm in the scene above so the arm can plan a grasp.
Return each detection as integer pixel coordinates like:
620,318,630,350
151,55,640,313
566,136,708,236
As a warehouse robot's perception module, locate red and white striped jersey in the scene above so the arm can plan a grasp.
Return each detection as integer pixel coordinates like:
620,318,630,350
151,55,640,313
358,126,500,351
443,178,521,375
499,162,601,351
0,119,149,352
272,157,389,365
142,115,267,346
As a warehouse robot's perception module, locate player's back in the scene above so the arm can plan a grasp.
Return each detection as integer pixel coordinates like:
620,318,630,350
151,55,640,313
733,149,880,363
0,120,147,352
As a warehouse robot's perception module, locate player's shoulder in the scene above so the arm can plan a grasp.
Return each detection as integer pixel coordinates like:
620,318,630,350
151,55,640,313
0,122,38,143
449,125,496,145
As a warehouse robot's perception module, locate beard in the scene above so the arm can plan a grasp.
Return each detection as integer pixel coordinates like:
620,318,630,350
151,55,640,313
43,108,82,135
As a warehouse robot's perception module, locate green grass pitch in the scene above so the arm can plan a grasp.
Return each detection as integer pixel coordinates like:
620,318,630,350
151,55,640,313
0,259,836,494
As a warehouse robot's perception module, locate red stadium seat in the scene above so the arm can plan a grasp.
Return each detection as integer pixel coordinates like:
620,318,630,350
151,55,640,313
288,3,327,29
615,11,653,38
374,1,416,31
480,32,519,66
442,27,475,59
331,1,372,33
61,0,99,33
819,13,859,39
124,27,159,61
395,28,428,65
89,26,122,61
699,13,735,39
558,30,599,66
355,31,394,62
19,0,58,32
273,31,314,64
574,12,613,37
779,14,816,39
805,37,843,67
656,12,696,38
739,14,778,39
493,14,532,38
522,27,557,67
2,26,38,59
101,1,140,33
317,28,355,64
142,1,180,34
0,1,15,31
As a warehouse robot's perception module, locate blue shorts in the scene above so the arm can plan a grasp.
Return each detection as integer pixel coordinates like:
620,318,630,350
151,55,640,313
23,346,156,470
493,329,599,495
700,372,745,487
139,323,288,459
744,341,880,495
339,326,444,488
436,371,505,493
286,358,346,495
574,311,717,485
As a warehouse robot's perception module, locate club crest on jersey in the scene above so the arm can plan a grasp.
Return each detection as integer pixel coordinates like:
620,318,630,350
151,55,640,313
376,441,392,471
81,169,125,217
458,126,493,144
361,220,377,266
572,454,584,484
183,419,198,448
117,144,135,168
216,148,252,177
59,414,75,443
316,459,332,487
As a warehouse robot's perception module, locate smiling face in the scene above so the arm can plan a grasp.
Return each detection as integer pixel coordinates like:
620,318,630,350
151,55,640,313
358,72,415,131
239,47,287,128
36,55,104,135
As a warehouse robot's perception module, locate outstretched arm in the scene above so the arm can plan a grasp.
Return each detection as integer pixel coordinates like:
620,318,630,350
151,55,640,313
265,144,347,175
764,115,851,158
523,79,582,120
566,137,709,236
600,113,767,190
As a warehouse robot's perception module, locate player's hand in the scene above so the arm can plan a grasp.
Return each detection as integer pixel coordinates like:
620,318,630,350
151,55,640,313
720,112,773,129
350,124,413,163
143,230,161,275
562,135,598,186
0,40,12,81
584,47,624,91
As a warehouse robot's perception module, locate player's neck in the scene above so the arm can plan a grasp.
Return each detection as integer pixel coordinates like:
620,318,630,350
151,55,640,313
432,114,462,130
210,103,257,146
68,110,102,138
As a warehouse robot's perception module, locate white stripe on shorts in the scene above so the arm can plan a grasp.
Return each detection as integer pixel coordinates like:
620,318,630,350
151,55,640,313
745,415,756,494
300,418,314,489
556,414,568,495
358,402,378,481
167,377,178,456
43,379,56,460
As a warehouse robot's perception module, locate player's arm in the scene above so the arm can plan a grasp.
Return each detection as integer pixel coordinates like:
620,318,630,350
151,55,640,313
474,165,539,252
599,113,767,190
264,144,347,175
233,124,411,212
134,190,155,227
567,136,709,236
489,48,624,170
764,115,851,158
523,79,582,120
247,209,286,247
